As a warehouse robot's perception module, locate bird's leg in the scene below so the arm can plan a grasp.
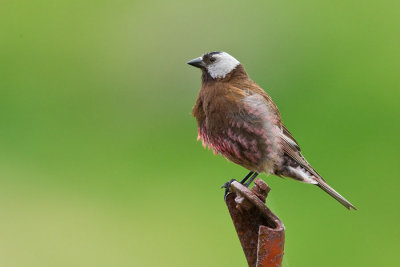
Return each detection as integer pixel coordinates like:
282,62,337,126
243,172,259,187
239,171,254,184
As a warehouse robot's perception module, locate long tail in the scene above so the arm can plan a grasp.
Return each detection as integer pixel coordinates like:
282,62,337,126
316,179,357,210
279,154,357,210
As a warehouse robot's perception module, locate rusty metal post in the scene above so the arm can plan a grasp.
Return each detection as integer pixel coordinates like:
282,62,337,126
225,178,285,267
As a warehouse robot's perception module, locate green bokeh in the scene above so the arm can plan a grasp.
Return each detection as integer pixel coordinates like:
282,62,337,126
1,0,399,266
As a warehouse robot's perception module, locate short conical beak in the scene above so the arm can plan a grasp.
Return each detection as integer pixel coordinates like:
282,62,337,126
187,57,205,68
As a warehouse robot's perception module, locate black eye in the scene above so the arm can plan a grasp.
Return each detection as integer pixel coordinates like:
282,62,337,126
210,57,216,62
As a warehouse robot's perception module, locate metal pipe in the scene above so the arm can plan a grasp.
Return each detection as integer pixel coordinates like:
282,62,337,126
225,178,285,267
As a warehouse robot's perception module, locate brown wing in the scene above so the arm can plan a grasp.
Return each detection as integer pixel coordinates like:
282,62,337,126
282,125,300,150
278,123,324,180
248,84,309,171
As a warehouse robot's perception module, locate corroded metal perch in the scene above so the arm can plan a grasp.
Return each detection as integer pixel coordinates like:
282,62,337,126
225,178,285,267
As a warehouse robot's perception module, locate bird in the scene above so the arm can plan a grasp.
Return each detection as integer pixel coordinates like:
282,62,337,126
187,51,356,210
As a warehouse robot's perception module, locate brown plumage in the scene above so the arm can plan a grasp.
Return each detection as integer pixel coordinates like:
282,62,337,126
188,51,356,210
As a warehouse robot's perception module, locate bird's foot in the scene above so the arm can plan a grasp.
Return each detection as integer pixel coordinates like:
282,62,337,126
222,172,260,200
221,179,236,200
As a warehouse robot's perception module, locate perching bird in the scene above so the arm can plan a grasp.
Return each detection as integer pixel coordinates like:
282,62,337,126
187,51,356,210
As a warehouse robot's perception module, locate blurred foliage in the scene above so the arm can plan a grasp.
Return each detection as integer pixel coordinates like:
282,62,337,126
0,0,399,266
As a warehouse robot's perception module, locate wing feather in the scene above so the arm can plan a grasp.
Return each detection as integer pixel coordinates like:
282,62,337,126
279,124,323,179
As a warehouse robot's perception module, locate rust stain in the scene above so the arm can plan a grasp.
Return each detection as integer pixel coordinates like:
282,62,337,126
225,178,285,267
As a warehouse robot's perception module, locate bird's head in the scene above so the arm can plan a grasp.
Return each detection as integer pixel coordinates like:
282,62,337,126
187,51,240,79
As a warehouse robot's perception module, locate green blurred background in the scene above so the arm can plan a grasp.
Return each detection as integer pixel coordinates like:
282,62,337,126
1,0,399,266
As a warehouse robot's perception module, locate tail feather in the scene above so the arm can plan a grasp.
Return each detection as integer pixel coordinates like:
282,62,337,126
279,156,357,210
316,180,357,210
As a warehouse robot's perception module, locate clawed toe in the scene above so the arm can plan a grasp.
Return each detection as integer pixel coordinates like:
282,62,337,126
221,179,236,200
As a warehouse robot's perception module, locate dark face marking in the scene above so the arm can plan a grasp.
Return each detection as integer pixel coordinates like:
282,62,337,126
202,51,221,65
